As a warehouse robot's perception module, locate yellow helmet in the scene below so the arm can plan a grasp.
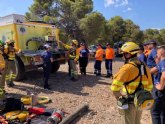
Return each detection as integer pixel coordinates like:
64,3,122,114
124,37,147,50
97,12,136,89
72,40,78,46
121,42,140,55
6,40,14,45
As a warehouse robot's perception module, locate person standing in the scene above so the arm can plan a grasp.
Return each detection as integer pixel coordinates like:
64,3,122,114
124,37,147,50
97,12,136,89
41,44,53,90
0,40,6,111
94,44,104,76
0,40,6,90
105,43,115,78
79,43,89,75
150,45,165,124
4,40,20,87
147,40,157,69
59,40,79,81
111,42,153,124
138,45,147,64
143,42,150,58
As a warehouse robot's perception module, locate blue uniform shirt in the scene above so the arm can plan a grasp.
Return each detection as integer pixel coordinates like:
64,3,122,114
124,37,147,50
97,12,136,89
41,51,52,63
138,53,147,64
80,49,89,58
154,59,165,85
147,48,157,68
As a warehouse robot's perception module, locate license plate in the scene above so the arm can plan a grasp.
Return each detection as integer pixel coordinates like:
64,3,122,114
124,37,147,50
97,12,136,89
34,61,43,65
33,56,41,62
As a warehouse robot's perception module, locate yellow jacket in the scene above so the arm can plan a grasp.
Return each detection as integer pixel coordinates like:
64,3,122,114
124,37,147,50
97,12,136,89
63,44,79,61
111,61,153,95
0,51,5,69
4,47,19,61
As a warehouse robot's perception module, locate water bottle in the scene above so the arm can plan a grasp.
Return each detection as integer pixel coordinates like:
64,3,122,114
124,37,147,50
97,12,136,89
31,93,38,107
47,109,64,124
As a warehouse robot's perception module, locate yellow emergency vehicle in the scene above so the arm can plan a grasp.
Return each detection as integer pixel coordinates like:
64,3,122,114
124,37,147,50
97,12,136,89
0,14,66,80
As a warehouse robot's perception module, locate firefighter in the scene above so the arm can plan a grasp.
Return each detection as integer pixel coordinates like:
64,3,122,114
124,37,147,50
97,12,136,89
105,43,115,78
150,45,165,124
41,44,53,90
0,40,6,89
111,42,153,124
4,40,20,87
0,41,6,111
59,40,79,81
94,44,104,76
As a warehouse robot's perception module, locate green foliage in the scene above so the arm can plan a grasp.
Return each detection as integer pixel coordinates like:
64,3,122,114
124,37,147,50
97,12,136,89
79,12,106,44
26,0,93,41
107,16,125,43
26,1,165,45
143,29,164,45
122,19,143,43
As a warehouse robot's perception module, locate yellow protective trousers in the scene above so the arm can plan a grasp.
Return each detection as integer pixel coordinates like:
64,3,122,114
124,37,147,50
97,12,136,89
69,60,78,79
5,60,16,84
119,104,142,124
0,69,6,89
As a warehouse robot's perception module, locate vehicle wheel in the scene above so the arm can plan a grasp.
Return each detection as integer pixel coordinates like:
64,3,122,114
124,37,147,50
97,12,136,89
51,61,60,73
13,56,25,81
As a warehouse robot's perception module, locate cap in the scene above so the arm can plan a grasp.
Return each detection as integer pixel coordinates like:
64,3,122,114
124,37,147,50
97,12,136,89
80,42,85,46
148,40,157,45
44,44,51,49
106,43,110,46
143,42,149,46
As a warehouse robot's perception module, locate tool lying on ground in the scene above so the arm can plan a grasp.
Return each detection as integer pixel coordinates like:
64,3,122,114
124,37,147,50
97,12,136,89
21,96,51,105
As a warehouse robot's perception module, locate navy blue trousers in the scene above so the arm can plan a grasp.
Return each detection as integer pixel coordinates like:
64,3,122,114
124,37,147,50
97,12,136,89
94,60,102,74
105,59,112,75
151,87,165,124
43,62,51,87
79,57,88,75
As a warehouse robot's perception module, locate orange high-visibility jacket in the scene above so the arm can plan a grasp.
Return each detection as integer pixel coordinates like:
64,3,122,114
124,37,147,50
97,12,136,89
105,48,115,59
95,48,104,61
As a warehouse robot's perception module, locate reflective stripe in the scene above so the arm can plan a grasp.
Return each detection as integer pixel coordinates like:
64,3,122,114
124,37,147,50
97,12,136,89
111,84,121,91
69,55,76,59
5,77,10,80
143,85,153,90
112,80,123,86
112,80,153,94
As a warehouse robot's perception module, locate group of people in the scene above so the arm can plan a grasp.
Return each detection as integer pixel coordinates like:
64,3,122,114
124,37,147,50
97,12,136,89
0,38,165,124
59,40,115,81
111,40,165,124
94,43,115,77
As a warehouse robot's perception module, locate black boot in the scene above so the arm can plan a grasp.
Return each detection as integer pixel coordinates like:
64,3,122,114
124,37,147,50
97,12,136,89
96,73,101,76
70,77,77,82
7,81,15,87
105,73,112,78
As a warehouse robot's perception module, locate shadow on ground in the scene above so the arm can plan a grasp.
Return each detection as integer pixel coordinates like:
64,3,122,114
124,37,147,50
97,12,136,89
14,69,111,96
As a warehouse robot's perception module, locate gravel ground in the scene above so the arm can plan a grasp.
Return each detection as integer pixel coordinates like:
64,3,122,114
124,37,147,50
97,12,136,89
6,58,152,124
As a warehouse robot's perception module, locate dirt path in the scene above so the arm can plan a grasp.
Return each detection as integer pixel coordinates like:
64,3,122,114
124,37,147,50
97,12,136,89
6,59,152,124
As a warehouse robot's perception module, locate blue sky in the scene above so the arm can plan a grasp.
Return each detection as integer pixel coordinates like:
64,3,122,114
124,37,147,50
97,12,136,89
0,0,165,30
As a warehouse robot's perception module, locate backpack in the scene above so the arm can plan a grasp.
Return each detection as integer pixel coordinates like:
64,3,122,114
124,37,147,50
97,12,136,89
2,98,24,113
124,62,154,110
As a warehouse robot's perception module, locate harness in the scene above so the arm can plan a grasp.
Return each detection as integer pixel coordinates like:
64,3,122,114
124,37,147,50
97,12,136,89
124,62,148,96
123,62,154,110
69,48,76,60
5,47,16,61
